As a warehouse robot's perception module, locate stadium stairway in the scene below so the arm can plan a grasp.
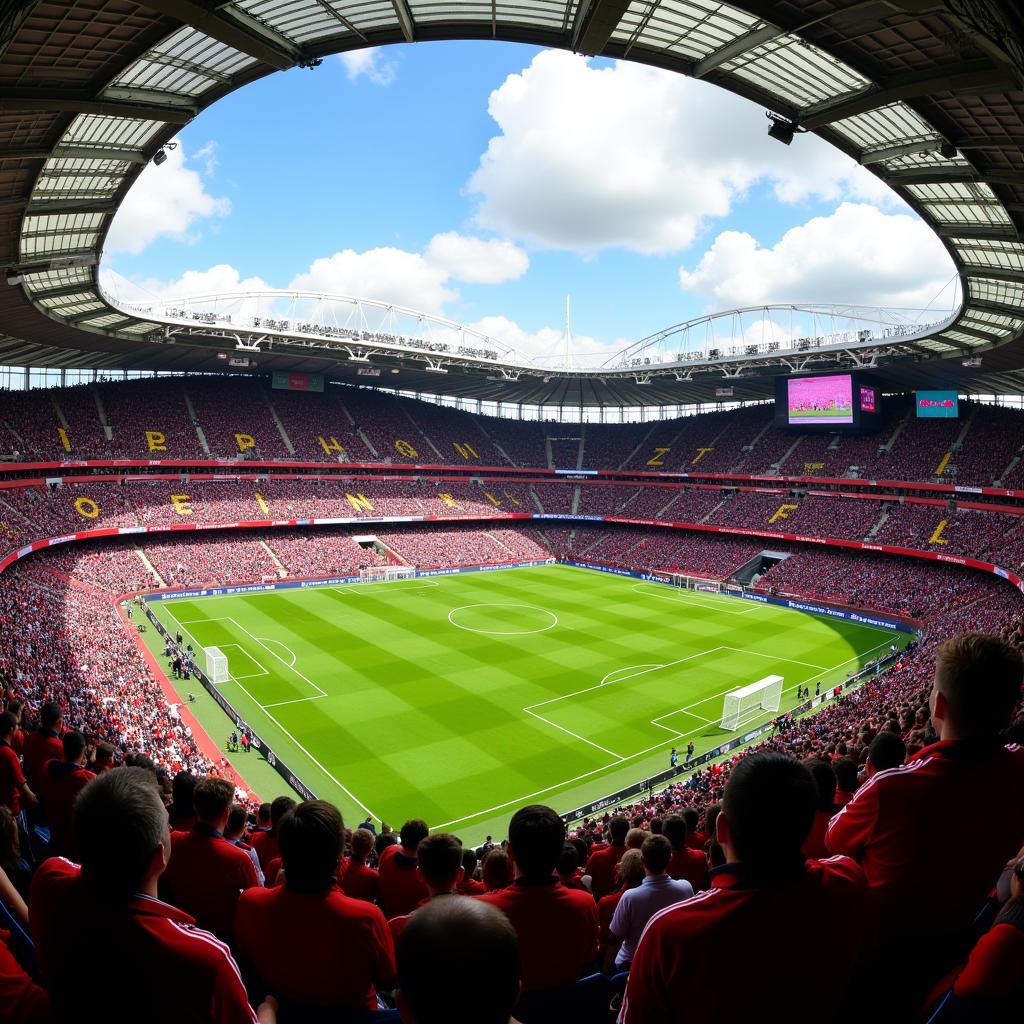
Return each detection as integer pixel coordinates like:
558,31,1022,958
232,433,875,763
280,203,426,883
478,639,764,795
617,421,660,470
265,398,296,456
183,391,212,455
772,435,806,474
135,547,165,588
91,384,113,444
259,540,288,578
865,505,893,540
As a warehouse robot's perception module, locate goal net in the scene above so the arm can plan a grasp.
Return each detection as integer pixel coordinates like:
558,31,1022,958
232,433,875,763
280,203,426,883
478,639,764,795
720,674,783,731
358,565,416,583
657,572,722,593
205,646,228,684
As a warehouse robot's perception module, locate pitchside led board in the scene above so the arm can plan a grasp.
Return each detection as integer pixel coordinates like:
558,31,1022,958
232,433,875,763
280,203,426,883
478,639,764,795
916,390,960,418
773,372,883,433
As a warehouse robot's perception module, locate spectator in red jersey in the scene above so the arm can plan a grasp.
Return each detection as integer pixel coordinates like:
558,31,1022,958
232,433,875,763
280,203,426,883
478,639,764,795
557,842,587,890
608,835,692,969
457,847,486,895
479,805,599,994
340,826,380,903
682,808,707,850
235,800,395,1016
598,849,644,958
378,819,430,919
389,833,464,943
0,714,35,818
38,730,93,858
160,776,259,938
584,816,628,899
250,802,271,845
22,703,61,791
251,795,294,875
225,804,264,887
396,896,520,1024
4,699,24,757
923,855,1024,1023
29,767,266,1024
832,756,859,806
622,753,870,1024
865,730,906,776
166,770,197,831
0,925,48,1024
802,759,838,860
481,848,513,892
662,814,709,892
827,633,1024,1007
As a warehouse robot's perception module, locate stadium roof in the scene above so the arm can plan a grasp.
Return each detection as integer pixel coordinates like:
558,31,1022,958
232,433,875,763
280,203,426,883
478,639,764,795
1,0,1023,407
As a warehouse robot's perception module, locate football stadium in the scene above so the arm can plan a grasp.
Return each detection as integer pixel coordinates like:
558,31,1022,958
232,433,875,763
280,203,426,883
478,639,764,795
1,2,1024,1022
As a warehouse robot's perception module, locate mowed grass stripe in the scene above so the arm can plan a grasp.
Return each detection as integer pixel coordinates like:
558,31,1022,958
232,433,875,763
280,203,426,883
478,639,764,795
152,566,906,839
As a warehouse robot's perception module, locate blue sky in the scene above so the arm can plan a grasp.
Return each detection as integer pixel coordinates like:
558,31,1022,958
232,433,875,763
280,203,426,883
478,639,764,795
102,41,959,362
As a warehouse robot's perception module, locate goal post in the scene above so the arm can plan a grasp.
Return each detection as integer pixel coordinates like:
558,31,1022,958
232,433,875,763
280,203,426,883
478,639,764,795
358,565,416,583
720,674,783,731
205,646,228,684
655,572,722,593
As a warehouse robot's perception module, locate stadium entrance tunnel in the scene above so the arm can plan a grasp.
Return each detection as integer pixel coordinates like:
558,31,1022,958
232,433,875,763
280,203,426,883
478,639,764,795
448,603,559,636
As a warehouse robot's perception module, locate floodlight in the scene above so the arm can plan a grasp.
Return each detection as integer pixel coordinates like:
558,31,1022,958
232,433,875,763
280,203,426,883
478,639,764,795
766,112,806,146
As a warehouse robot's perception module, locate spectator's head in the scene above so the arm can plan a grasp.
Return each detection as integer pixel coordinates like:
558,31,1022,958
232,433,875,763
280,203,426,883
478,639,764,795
683,808,700,834
932,633,1023,740
625,827,647,850
193,777,234,831
608,816,629,845
832,757,859,795
169,771,195,813
640,834,672,876
806,759,838,811
557,842,578,879
279,799,344,892
508,805,565,884
400,818,429,854
0,711,15,742
39,701,62,731
461,847,478,882
867,731,906,776
649,817,663,835
256,802,271,826
481,848,513,891
350,827,375,861
224,804,247,841
270,795,297,834
662,814,687,852
416,833,464,895
396,897,520,1024
74,767,170,898
93,742,115,771
717,752,816,883
5,698,22,723
615,848,645,890
62,730,86,764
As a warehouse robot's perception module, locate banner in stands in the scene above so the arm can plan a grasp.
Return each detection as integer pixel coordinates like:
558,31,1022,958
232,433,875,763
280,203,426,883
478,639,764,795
271,371,324,393
144,606,318,802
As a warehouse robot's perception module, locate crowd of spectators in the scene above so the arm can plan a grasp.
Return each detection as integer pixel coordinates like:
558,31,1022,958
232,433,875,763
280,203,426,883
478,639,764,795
5,380,1024,492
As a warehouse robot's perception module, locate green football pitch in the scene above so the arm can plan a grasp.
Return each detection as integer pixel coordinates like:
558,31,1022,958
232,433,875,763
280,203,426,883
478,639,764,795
147,565,907,841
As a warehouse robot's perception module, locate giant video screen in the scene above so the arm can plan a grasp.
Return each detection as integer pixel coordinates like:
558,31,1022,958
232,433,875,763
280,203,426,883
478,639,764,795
916,390,959,418
785,374,854,426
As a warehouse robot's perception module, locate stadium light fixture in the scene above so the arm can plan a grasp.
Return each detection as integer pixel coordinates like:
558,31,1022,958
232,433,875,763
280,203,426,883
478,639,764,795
152,141,178,166
6,272,24,286
766,112,806,146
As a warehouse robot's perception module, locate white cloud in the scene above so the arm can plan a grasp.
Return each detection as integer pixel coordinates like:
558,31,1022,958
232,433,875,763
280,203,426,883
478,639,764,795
467,50,898,255
470,314,624,366
337,48,397,86
425,232,529,284
288,232,528,312
101,264,271,305
105,142,230,256
678,202,956,308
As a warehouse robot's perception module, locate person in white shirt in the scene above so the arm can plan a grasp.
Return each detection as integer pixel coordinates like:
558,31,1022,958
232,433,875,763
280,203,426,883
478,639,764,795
608,834,693,969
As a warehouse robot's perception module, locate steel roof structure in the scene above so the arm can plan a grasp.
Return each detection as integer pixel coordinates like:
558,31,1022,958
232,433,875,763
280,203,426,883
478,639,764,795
0,0,1022,407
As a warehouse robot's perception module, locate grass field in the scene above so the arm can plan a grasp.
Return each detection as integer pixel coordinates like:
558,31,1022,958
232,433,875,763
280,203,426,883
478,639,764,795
148,565,907,841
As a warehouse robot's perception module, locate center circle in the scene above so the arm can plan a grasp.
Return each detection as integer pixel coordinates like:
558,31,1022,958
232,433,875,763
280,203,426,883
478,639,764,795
448,603,558,636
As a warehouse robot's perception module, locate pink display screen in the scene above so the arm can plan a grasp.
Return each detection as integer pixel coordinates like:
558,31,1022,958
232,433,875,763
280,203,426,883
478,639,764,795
860,386,877,413
787,375,854,425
